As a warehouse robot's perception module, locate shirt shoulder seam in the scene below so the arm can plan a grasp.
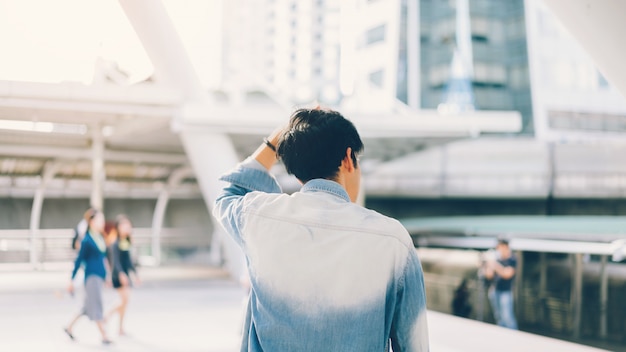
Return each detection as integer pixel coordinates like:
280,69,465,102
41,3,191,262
242,208,414,252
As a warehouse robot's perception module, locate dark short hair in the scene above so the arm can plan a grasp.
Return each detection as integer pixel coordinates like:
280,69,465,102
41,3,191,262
277,108,364,182
497,238,510,246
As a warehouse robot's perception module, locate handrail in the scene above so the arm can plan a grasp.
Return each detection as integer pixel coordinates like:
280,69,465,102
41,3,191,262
0,227,210,265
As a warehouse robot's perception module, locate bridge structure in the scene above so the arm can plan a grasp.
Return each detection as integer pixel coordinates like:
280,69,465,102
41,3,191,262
0,0,521,276
2,0,626,278
1,0,626,350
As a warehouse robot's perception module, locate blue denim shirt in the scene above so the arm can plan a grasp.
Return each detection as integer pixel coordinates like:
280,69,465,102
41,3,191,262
214,158,429,352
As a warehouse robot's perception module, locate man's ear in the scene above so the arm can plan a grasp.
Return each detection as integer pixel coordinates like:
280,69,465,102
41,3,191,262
342,147,355,172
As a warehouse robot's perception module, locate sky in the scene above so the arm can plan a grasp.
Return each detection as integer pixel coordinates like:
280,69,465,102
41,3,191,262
0,0,221,87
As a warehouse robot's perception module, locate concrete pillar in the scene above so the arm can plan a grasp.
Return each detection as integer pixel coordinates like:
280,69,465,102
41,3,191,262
151,189,168,266
407,0,420,108
599,255,608,339
475,268,485,322
29,161,59,268
181,130,244,278
571,253,583,339
151,166,194,265
514,250,524,323
90,124,105,210
539,252,548,324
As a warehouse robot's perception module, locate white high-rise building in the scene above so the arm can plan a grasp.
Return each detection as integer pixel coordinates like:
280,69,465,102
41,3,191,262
221,0,342,105
339,0,420,113
346,0,626,136
219,0,626,137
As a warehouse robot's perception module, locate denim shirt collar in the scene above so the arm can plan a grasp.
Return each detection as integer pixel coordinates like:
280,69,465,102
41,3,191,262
301,179,351,203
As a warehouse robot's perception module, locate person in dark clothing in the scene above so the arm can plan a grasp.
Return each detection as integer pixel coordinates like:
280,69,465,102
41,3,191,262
65,209,112,344
105,215,140,336
484,238,518,329
452,278,472,318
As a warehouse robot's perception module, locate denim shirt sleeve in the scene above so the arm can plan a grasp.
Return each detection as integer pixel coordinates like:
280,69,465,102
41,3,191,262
390,250,430,352
212,157,282,246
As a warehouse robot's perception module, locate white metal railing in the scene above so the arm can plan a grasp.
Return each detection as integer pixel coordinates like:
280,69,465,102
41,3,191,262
0,228,210,266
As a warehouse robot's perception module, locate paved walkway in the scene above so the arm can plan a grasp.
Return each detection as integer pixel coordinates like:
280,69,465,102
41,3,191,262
0,265,611,352
0,265,243,351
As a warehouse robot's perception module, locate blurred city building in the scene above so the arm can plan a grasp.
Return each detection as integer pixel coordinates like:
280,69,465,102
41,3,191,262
220,0,342,105
0,0,624,267
1,1,626,348
217,0,626,139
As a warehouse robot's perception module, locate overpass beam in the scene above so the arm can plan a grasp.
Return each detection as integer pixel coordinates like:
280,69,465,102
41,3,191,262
542,0,626,99
119,0,244,278
117,0,205,103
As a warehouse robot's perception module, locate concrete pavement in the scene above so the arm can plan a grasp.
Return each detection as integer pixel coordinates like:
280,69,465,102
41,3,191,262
0,265,244,351
0,265,611,352
1,280,245,351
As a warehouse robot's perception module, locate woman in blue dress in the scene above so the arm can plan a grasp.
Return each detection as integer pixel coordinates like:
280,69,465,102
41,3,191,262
64,208,112,344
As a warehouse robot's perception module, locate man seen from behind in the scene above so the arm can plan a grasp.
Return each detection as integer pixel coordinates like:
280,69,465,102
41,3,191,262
213,108,429,351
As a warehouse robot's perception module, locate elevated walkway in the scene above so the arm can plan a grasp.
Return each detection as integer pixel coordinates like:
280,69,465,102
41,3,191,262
0,0,522,278
367,138,626,198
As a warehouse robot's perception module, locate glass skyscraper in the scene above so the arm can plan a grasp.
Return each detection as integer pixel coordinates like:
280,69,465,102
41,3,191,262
220,0,626,138
419,0,533,133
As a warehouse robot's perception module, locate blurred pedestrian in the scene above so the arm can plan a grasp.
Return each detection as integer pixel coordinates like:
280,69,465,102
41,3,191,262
213,108,429,351
452,278,472,318
104,220,117,246
71,208,93,251
64,208,112,344
105,215,140,336
69,208,95,296
484,238,518,330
